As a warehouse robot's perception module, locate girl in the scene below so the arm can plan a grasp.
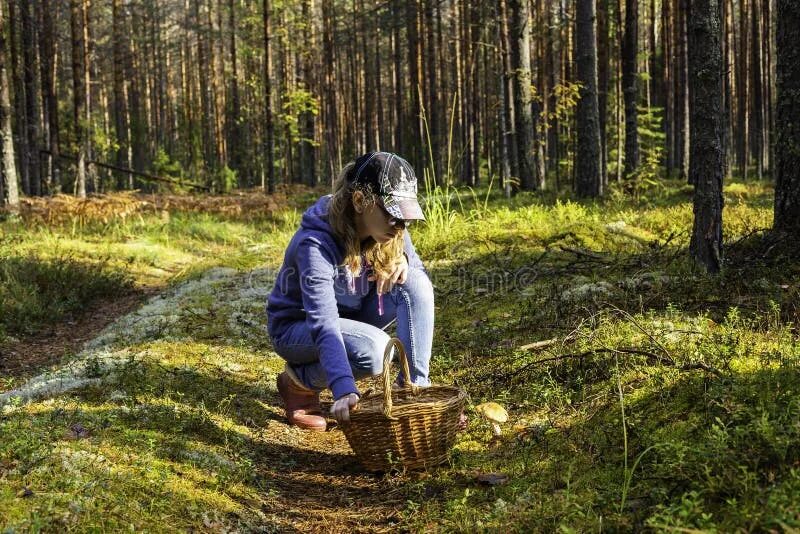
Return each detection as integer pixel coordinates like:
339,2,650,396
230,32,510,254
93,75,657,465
266,152,434,431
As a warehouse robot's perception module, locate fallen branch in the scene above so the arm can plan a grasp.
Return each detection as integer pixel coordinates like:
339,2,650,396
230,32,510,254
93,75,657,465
502,345,723,383
41,150,210,191
518,338,559,351
558,245,610,261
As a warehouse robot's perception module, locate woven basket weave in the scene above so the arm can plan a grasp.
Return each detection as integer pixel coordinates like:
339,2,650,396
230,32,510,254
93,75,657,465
341,337,466,471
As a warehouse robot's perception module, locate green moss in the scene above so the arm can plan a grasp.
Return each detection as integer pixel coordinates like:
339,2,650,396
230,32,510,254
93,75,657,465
2,179,797,531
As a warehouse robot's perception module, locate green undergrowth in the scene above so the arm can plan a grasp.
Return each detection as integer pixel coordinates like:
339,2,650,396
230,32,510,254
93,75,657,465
2,178,799,531
0,204,304,344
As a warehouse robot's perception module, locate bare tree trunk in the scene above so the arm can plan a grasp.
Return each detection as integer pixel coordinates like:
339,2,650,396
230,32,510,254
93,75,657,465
113,0,131,189
773,0,800,233
688,0,724,273
0,0,20,208
39,0,60,193
736,0,750,180
575,0,603,197
508,0,543,191
406,0,423,173
598,0,610,187
298,0,316,186
263,0,275,193
21,0,41,196
622,0,639,176
500,0,519,194
322,0,339,181
677,0,690,181
70,0,87,198
196,0,216,177
227,0,243,182
750,0,765,180
664,0,675,173
391,10,403,158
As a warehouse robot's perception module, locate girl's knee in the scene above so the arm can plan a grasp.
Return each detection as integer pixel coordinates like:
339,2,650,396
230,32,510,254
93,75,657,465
350,330,391,377
397,268,434,305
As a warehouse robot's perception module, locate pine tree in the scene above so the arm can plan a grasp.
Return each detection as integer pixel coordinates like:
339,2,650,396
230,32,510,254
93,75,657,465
688,0,725,272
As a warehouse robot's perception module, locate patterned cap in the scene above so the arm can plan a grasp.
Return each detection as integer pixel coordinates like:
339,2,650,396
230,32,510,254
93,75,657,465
350,152,425,221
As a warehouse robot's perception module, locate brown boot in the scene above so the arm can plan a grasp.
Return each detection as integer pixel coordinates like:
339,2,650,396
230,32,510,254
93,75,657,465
277,365,327,431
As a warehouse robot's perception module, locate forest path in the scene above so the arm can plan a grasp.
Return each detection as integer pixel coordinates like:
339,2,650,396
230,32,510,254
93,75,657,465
0,266,415,532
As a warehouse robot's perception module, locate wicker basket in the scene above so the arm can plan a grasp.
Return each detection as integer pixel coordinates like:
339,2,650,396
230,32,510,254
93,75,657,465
341,337,466,471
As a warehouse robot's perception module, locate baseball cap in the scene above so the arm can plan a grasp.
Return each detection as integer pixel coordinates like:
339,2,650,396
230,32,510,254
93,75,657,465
350,152,426,221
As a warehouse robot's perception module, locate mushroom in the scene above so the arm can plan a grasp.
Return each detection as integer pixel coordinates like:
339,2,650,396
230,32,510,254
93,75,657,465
475,402,508,436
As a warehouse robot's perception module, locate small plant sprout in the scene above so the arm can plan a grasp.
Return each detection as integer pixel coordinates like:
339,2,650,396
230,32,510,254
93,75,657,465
475,402,509,436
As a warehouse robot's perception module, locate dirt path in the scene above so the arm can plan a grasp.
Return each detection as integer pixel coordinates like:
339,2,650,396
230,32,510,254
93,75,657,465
0,289,155,391
251,422,414,533
0,279,423,532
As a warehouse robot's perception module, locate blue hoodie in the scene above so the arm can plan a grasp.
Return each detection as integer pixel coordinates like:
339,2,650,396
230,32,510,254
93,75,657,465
266,195,425,400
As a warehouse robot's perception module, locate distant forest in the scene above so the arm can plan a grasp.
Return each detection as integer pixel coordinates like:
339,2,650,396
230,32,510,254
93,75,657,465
1,0,800,263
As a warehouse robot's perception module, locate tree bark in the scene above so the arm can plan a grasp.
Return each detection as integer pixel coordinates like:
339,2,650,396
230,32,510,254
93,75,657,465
0,0,20,208
298,0,316,186
39,0,60,193
263,0,275,193
575,0,603,197
70,0,88,198
21,0,42,196
112,0,131,189
406,0,423,172
750,0,764,180
500,0,519,193
677,0,690,181
598,0,610,187
508,0,543,191
688,0,725,273
622,0,639,176
322,0,339,181
773,0,800,233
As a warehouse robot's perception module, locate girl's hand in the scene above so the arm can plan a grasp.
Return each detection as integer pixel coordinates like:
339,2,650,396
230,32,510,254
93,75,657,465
369,255,408,295
331,393,360,424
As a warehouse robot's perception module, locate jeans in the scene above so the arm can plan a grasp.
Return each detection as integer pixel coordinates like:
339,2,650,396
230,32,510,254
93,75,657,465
271,267,434,392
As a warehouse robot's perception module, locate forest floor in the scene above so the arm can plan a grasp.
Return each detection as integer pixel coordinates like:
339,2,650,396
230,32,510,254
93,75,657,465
1,180,800,532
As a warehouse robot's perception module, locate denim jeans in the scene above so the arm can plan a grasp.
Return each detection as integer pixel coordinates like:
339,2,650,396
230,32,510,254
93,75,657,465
271,267,434,392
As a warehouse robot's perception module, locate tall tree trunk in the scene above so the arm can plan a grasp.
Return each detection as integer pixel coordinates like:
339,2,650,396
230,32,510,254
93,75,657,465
39,0,60,193
649,0,662,107
547,1,561,178
322,0,339,180
423,0,439,180
750,0,764,180
736,0,749,180
406,0,423,173
598,0,610,187
0,0,20,208
71,0,87,198
112,0,131,188
575,0,603,197
263,0,275,193
391,8,403,159
196,0,216,177
773,0,800,233
298,0,316,186
228,0,243,182
677,0,690,181
688,0,724,273
508,0,542,191
499,0,518,195
21,0,41,196
622,0,639,176
664,0,675,173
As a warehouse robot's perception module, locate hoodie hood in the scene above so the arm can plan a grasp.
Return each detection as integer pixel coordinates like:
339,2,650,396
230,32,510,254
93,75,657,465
300,195,336,234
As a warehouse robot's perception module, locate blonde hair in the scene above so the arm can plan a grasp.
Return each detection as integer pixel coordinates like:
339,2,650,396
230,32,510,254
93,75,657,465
328,162,405,279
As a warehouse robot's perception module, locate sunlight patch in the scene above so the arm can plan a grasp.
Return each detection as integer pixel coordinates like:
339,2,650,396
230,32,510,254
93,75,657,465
0,266,277,409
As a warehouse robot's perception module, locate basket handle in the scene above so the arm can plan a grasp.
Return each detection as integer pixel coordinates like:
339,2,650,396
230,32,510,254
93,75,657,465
381,337,419,419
